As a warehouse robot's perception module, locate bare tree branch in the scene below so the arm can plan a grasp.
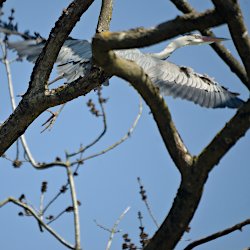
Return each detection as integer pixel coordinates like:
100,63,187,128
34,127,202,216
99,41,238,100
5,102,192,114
144,175,206,250
96,0,113,33
206,30,248,89
184,218,250,250
0,197,75,249
105,207,130,250
93,9,225,51
0,26,32,39
170,0,195,13
195,99,250,173
170,0,249,90
212,0,250,88
66,165,81,250
39,185,45,232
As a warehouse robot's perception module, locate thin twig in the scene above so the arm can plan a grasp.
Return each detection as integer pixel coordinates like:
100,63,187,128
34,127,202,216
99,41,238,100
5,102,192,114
15,138,20,162
138,211,150,248
47,208,67,225
0,197,74,249
106,206,130,250
38,191,45,232
41,104,66,133
43,191,65,215
43,179,69,214
42,165,81,214
38,181,48,232
66,163,81,250
42,154,85,214
137,177,159,228
68,88,107,158
184,218,250,250
94,219,115,233
0,41,38,167
78,97,143,162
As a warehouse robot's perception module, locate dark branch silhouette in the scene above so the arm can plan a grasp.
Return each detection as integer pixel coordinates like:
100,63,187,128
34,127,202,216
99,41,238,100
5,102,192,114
170,0,249,90
184,218,250,250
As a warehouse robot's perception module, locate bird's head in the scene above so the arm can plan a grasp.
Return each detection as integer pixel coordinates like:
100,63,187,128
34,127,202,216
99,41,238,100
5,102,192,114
178,33,229,46
150,33,229,60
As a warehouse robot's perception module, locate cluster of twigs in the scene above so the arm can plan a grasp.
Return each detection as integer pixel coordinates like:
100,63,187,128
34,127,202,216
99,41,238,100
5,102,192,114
0,170,79,249
0,4,143,250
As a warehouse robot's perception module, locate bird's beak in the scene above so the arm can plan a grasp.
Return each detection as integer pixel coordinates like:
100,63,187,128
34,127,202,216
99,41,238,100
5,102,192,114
201,36,230,43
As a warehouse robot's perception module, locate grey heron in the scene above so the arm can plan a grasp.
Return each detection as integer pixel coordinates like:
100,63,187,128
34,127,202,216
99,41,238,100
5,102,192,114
0,27,244,108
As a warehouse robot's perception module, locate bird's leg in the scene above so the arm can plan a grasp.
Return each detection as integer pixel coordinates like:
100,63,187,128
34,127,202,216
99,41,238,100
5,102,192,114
48,74,64,85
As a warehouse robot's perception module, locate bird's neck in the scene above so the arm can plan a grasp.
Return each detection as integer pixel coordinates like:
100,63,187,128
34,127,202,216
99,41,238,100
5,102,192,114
151,41,178,60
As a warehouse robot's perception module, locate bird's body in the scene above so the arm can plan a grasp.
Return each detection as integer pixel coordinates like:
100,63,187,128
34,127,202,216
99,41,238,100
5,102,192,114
1,28,244,109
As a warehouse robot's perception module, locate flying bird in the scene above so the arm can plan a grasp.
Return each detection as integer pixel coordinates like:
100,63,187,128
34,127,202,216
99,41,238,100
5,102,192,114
0,26,244,109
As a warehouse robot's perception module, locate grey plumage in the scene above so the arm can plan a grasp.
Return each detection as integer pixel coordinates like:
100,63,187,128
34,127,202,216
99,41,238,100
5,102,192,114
5,33,244,109
115,48,243,108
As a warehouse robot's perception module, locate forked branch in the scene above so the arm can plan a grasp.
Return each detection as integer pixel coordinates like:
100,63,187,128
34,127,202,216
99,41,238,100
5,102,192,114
212,0,250,88
0,197,74,249
170,0,249,89
195,99,250,174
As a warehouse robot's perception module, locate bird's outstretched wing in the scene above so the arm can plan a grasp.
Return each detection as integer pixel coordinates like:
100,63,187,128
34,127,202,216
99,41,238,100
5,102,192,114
6,36,243,109
8,38,92,83
116,49,243,109
55,39,92,82
147,59,243,108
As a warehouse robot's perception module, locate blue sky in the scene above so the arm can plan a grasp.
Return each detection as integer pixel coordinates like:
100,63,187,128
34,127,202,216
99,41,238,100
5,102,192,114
0,1,249,250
